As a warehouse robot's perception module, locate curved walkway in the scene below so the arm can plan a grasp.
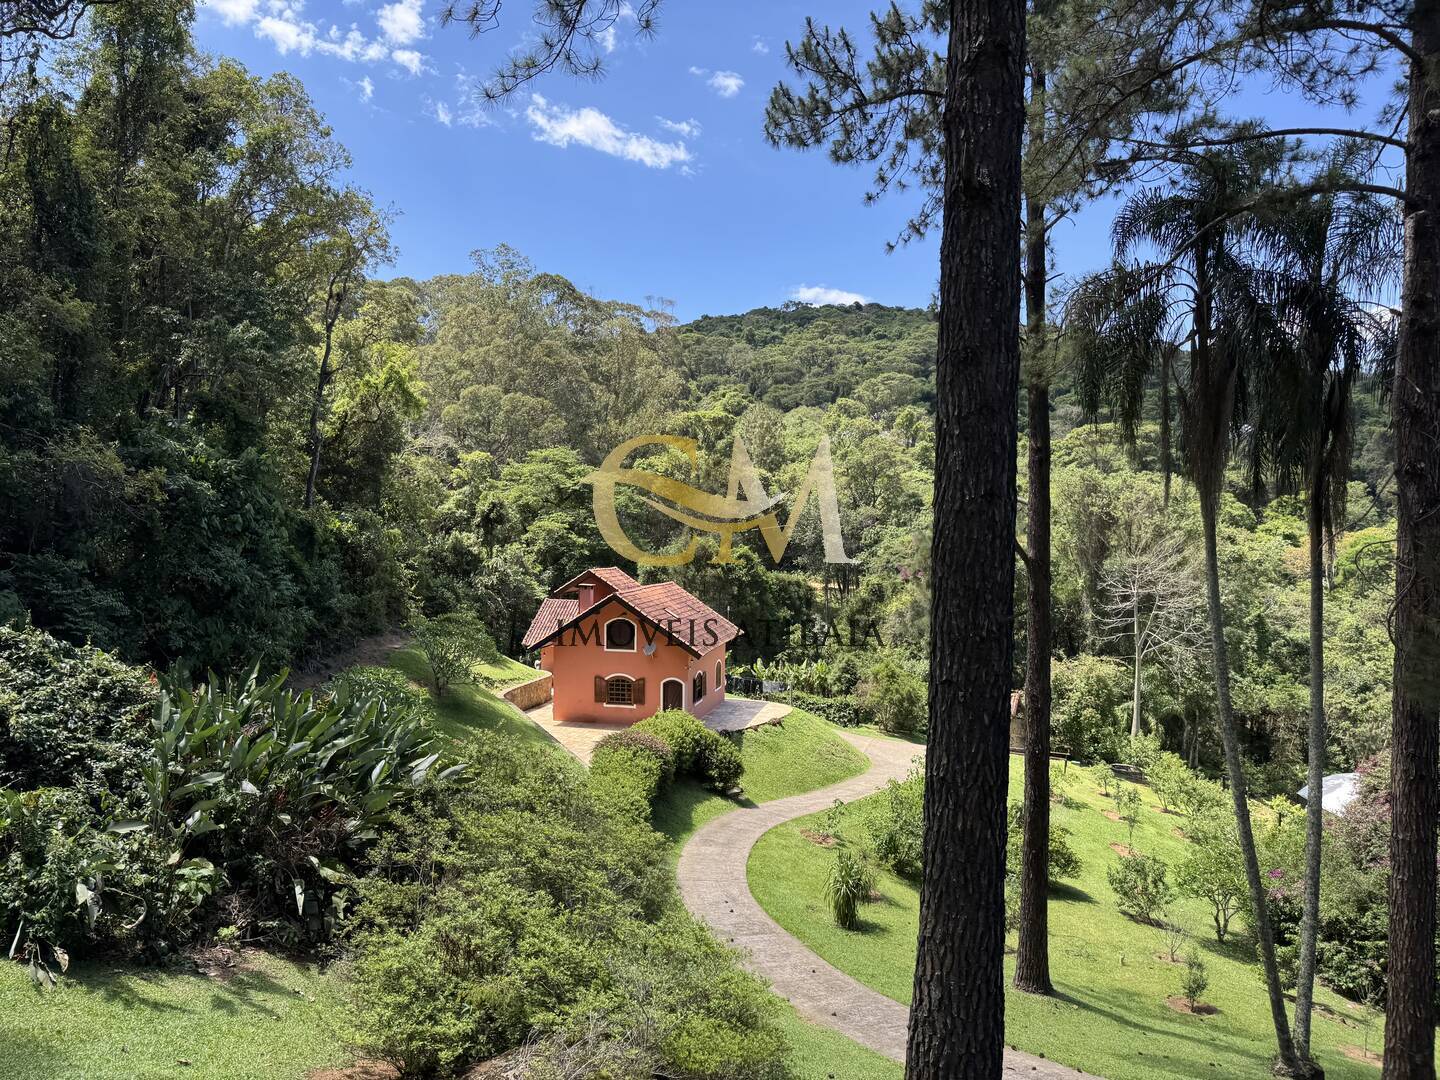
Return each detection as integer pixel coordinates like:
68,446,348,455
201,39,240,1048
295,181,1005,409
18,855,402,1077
676,730,1091,1078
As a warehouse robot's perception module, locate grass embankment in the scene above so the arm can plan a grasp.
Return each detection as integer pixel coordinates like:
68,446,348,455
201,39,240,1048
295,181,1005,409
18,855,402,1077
384,646,555,750
652,708,869,845
750,755,1393,1080
0,951,348,1080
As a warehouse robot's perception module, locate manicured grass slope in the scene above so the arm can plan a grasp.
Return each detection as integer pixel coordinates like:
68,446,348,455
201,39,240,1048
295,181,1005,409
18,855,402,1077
0,951,348,1080
385,646,555,749
652,709,869,844
750,756,1393,1080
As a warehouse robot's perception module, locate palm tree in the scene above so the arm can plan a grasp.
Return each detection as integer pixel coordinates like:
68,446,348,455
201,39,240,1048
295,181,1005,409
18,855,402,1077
1067,142,1312,1077
1241,154,1400,1060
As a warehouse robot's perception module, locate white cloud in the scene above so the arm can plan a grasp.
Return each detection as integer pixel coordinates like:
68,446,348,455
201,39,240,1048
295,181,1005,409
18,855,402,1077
656,116,701,138
256,13,317,53
689,66,744,98
751,37,769,54
391,48,426,75
430,99,453,126
206,0,419,72
208,0,259,26
526,95,692,169
377,0,423,45
791,285,872,306
597,24,617,53
357,75,374,101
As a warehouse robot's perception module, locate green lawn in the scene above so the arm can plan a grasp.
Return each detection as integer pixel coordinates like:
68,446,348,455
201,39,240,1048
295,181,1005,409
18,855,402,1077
385,645,556,749
776,1007,901,1080
475,653,541,688
0,951,349,1080
652,709,870,844
750,755,1392,1080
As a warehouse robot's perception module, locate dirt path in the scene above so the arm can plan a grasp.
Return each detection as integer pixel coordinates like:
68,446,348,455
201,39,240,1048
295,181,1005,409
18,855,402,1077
288,629,410,691
676,730,1093,1078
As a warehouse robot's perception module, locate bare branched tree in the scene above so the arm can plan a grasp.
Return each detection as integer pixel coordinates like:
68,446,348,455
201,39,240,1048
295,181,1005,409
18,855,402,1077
1097,503,1207,739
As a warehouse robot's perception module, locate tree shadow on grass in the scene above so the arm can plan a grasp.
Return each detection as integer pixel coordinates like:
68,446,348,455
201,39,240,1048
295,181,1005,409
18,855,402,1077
1042,983,1268,1079
73,959,298,1021
1047,881,1096,904
652,779,754,844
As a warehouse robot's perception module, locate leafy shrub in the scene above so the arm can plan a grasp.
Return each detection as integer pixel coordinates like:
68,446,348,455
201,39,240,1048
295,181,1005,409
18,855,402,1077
825,847,874,930
778,690,875,728
589,743,665,821
567,915,789,1080
0,625,154,801
1114,782,1143,842
331,665,433,720
1107,852,1174,924
1175,810,1247,942
1006,802,1083,881
697,730,743,791
595,729,675,784
410,612,497,697
1146,751,1192,812
866,769,923,879
634,709,708,772
1126,732,1163,771
351,879,587,1076
350,736,777,1079
1052,655,1129,761
854,654,927,736
1181,952,1209,1010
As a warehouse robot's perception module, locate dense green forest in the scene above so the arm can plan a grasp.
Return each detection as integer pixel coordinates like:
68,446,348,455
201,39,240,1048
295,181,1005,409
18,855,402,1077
0,0,1398,777
2,1,1434,1078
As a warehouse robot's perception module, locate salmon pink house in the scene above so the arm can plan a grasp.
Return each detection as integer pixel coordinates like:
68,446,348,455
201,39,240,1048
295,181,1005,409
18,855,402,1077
521,567,741,724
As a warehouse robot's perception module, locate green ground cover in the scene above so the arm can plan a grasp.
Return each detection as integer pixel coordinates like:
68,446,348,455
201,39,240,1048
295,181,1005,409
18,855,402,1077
0,951,348,1080
750,755,1393,1080
384,645,556,749
652,709,869,844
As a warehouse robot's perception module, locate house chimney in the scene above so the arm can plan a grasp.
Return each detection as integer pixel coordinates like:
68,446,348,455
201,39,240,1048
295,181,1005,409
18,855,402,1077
576,583,595,610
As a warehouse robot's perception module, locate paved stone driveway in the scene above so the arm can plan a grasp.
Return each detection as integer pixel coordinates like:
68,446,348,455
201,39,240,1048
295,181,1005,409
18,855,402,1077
676,730,1094,1078
522,696,792,762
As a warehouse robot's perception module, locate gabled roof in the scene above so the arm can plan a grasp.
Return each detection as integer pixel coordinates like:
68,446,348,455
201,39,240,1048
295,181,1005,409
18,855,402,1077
553,566,640,595
520,569,742,656
521,597,580,649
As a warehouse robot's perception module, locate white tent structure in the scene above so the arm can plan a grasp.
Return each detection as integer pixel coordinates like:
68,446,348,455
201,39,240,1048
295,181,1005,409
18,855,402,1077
1297,772,1361,816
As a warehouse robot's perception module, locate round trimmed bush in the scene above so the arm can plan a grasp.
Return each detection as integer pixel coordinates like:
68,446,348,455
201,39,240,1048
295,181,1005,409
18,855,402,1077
633,710,707,773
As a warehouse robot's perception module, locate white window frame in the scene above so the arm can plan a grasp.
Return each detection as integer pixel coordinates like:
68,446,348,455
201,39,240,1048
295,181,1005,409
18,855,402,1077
660,677,685,711
602,673,637,709
603,616,639,653
715,659,723,690
692,669,707,702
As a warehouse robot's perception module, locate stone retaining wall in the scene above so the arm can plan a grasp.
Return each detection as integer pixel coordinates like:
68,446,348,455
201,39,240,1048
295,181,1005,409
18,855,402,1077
503,672,552,711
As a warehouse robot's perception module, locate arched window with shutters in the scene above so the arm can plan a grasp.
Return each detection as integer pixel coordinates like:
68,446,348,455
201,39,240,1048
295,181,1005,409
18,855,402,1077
692,669,706,703
595,674,644,708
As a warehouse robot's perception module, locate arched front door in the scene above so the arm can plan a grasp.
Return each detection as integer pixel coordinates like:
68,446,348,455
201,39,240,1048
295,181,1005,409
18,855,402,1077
662,678,684,711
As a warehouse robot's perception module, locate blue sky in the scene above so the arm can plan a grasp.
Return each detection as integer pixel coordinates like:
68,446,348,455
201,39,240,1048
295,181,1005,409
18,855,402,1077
192,1,1397,322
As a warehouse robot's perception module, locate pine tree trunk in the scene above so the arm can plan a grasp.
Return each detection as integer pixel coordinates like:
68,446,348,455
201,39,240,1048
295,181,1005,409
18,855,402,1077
1292,452,1326,1066
1383,18,1440,1078
906,0,1025,1073
1014,191,1053,992
1200,489,1304,1074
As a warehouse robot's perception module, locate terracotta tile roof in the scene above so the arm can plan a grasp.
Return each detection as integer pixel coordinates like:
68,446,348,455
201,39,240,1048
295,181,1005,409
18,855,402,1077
591,566,640,592
521,597,579,649
618,581,741,651
522,568,742,655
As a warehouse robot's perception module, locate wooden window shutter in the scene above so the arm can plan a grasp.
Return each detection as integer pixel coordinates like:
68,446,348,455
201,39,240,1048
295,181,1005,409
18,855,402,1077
634,678,646,705
594,675,605,703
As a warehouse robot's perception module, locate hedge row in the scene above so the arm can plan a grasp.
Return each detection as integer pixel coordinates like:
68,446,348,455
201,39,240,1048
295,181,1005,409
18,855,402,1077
589,710,744,821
